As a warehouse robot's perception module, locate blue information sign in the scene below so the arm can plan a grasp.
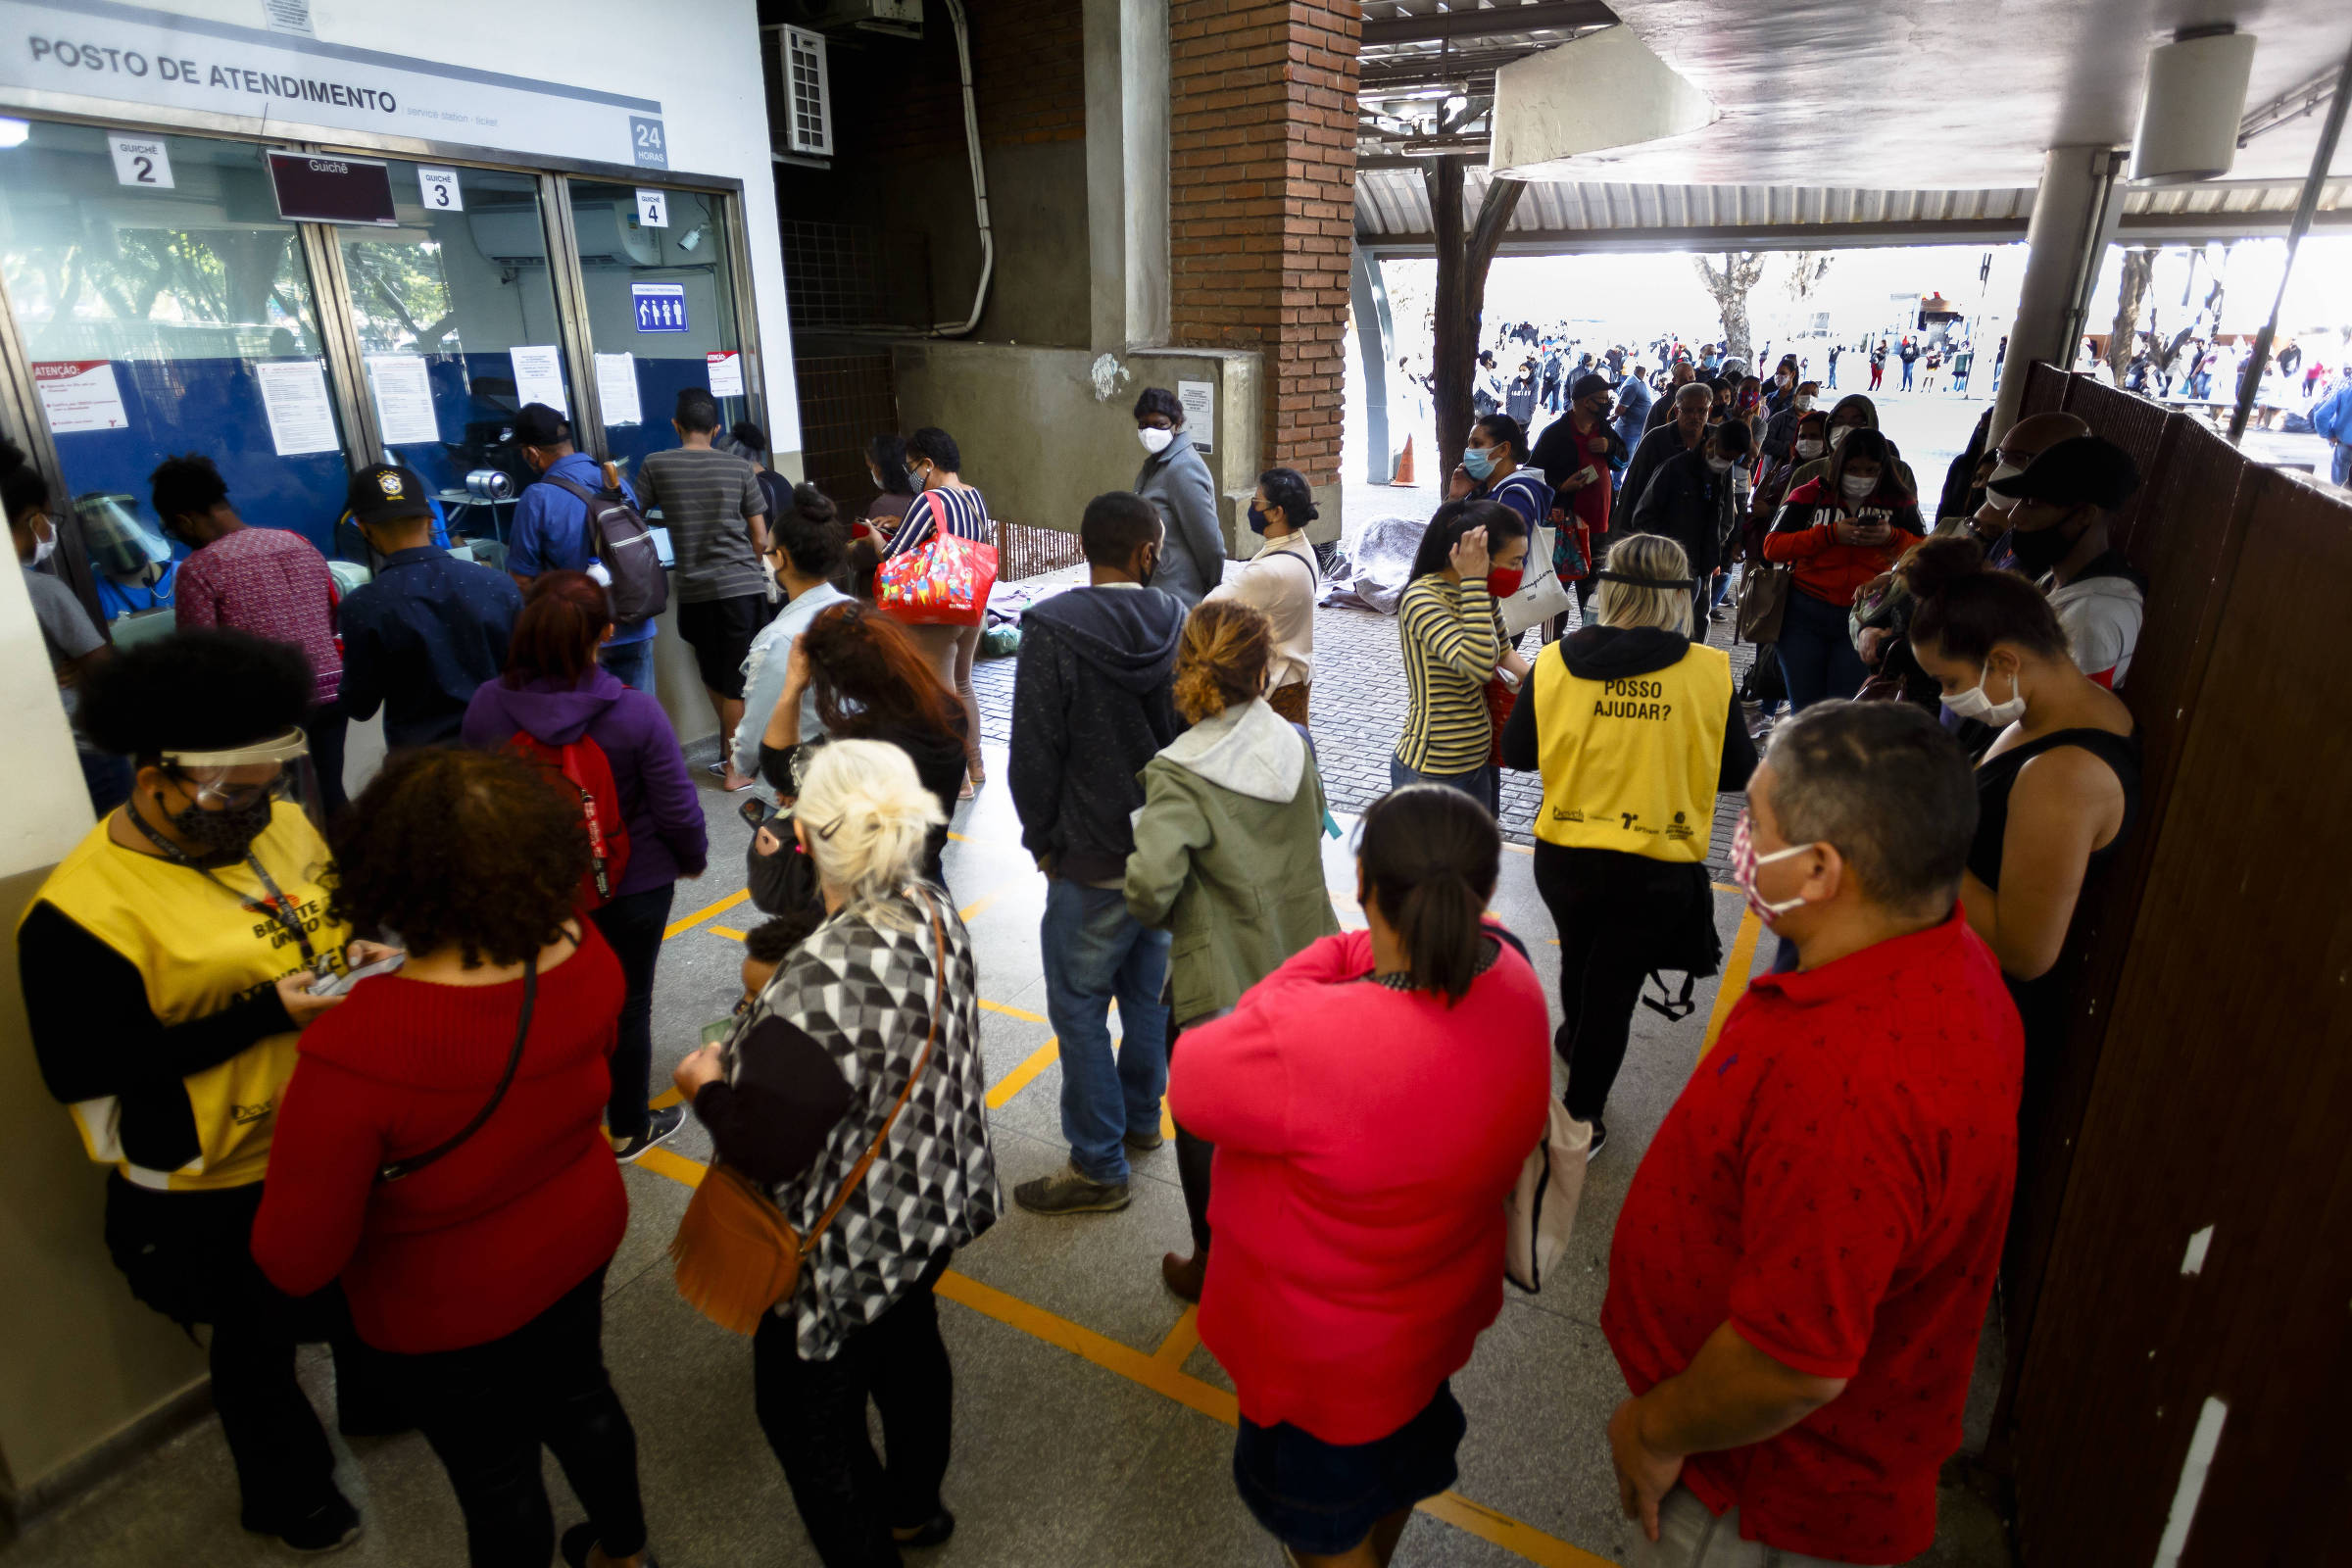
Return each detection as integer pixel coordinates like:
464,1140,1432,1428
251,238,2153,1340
631,282,688,334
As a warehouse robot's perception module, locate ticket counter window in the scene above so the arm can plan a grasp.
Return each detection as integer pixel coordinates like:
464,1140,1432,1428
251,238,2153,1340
0,123,349,614
564,180,747,472
337,163,570,553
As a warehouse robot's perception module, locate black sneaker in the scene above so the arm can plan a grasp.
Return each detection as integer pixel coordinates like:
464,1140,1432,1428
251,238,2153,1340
255,1494,362,1554
562,1522,661,1568
612,1104,687,1164
892,1510,956,1548
1013,1163,1132,1215
1586,1119,1608,1160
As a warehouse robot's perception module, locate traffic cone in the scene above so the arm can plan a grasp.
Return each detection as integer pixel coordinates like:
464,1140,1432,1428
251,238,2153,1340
1393,435,1416,485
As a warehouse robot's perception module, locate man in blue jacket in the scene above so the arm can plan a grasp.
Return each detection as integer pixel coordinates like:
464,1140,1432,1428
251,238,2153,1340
1009,492,1186,1218
508,403,658,692
2311,374,2352,489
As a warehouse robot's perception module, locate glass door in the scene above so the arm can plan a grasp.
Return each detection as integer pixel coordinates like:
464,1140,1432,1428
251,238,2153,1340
0,122,350,615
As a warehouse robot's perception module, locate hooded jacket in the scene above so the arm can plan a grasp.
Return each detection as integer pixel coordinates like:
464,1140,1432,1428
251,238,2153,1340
1135,429,1226,609
1787,395,1920,497
1125,700,1341,1024
2046,551,2148,688
461,666,709,897
1010,584,1186,882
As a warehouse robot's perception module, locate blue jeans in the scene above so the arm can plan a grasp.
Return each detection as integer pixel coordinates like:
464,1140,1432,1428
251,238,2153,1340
1775,589,1867,711
601,636,657,693
1040,880,1171,1185
2332,440,2351,489
1389,755,1499,816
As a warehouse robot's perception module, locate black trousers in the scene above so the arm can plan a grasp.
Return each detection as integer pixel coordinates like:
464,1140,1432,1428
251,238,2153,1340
395,1264,647,1568
588,883,675,1140
301,698,349,821
754,1256,956,1568
1533,843,1696,1122
1168,1021,1213,1255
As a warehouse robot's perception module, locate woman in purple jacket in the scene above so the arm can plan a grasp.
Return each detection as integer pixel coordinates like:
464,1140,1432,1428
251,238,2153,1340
462,570,709,1161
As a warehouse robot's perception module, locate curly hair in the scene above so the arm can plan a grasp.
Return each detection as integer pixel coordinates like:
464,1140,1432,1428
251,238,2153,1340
80,628,313,759
329,748,588,969
800,601,961,740
1173,599,1272,723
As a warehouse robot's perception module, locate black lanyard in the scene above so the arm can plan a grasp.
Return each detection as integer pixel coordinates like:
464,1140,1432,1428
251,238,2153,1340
124,803,320,970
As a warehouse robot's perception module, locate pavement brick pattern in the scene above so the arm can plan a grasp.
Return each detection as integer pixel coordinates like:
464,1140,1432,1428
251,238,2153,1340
972,567,1761,878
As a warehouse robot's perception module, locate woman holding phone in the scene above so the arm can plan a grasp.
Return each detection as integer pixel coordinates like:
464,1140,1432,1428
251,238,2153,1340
1761,426,1924,710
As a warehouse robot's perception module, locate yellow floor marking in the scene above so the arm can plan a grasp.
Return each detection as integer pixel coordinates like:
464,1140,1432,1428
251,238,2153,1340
1153,1305,1201,1369
708,925,749,942
665,888,750,940
1160,1102,1176,1142
1503,841,1534,857
650,1088,683,1110
985,1038,1060,1109
978,997,1048,1023
631,1148,1614,1568
1694,908,1763,1067
947,829,970,843
958,889,1004,924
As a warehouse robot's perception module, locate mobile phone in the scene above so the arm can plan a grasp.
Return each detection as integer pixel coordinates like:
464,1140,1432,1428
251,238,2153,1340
310,951,407,997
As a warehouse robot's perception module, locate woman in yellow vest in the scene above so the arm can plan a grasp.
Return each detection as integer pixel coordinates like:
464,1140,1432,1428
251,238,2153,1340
1499,534,1757,1155
16,631,384,1552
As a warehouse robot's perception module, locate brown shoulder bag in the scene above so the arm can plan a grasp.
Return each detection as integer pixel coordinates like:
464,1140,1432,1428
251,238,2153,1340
669,890,948,1335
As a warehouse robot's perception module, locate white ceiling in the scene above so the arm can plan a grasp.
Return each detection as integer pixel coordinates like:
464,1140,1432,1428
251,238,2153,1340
1509,0,2351,188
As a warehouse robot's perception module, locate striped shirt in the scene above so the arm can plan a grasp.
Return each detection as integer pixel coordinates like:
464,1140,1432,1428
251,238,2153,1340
635,446,768,605
885,485,995,559
1394,573,1503,776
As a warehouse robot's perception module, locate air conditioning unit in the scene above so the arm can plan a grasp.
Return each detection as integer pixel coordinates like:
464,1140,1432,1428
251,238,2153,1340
569,202,662,268
774,25,833,159
466,206,550,265
776,0,919,37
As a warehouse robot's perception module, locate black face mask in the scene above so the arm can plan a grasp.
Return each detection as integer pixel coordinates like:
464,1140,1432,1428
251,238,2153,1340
164,791,276,862
2007,514,2082,574
1136,547,1158,589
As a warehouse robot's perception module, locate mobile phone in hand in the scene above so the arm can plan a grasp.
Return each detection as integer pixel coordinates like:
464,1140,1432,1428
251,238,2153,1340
310,951,407,997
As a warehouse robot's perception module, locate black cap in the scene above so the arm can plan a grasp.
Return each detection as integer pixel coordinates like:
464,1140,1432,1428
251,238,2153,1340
511,402,570,447
1988,435,2140,510
346,465,434,525
1571,373,1612,401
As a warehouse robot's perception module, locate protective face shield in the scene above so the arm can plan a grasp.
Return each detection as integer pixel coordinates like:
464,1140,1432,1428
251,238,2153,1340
152,727,319,858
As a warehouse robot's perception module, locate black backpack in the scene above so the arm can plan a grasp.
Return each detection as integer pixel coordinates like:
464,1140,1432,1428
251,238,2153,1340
545,467,668,624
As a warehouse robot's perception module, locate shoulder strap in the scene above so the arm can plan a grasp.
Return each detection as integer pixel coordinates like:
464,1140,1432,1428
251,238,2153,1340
541,471,601,506
799,890,950,1253
379,955,538,1182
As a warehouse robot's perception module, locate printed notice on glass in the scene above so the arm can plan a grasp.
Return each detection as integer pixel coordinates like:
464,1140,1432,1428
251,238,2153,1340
253,360,340,456
32,361,130,433
594,353,643,426
510,346,567,415
365,355,440,445
1177,380,1215,451
706,350,744,397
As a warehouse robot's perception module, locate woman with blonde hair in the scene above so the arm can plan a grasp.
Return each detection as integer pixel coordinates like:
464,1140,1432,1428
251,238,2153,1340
1126,599,1339,1301
1500,533,1757,1154
671,740,1001,1566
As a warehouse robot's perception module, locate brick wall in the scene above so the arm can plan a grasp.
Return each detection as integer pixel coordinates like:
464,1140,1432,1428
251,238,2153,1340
870,0,1088,157
1168,0,1360,486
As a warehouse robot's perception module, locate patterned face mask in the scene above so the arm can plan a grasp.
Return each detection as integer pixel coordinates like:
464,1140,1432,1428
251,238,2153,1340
1729,808,1817,926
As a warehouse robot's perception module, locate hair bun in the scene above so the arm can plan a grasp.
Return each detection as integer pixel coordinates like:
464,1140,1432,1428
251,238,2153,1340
1896,533,1985,601
794,481,838,526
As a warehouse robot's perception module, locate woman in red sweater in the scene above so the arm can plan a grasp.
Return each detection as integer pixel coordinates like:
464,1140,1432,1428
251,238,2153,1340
253,748,656,1568
1760,426,1924,710
1168,785,1550,1568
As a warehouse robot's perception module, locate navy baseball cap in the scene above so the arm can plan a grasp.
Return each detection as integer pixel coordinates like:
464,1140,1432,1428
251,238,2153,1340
1988,436,2140,510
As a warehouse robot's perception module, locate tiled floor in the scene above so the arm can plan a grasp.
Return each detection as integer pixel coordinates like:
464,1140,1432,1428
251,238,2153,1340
7,707,2011,1568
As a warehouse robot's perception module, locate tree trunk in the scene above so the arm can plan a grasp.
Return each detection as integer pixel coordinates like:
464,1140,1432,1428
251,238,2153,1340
1692,252,1768,368
1426,157,1526,479
2107,247,2156,376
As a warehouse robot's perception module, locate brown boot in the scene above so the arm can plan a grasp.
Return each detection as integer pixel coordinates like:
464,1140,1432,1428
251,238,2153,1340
1160,1250,1206,1302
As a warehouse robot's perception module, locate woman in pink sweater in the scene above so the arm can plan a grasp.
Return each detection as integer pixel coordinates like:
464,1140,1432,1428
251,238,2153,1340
1168,785,1550,1568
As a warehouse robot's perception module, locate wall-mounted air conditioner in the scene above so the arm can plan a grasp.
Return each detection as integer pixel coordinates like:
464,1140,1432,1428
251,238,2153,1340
467,207,550,265
777,25,833,159
777,0,919,37
569,202,662,268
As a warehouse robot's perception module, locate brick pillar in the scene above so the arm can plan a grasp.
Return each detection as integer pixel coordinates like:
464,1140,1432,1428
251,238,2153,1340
1168,0,1359,490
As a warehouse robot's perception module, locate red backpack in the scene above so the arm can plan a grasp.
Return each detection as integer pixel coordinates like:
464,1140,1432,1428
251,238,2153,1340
508,733,632,907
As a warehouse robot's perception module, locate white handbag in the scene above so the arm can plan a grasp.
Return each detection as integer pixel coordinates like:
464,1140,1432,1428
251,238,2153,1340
1498,524,1574,637
1504,1098,1592,1293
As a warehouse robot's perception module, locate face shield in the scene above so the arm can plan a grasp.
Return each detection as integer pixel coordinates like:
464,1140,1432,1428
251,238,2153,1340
158,727,319,834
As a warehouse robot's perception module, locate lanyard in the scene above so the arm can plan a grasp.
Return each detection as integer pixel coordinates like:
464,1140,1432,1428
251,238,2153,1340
124,802,321,970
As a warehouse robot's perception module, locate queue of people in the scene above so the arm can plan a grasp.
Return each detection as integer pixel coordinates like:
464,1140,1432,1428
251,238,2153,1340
10,361,2165,1568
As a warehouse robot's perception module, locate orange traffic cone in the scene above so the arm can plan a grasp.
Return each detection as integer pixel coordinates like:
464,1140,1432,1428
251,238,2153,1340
1393,435,1416,486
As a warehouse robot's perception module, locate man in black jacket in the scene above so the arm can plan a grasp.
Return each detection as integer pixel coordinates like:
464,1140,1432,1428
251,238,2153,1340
1631,418,1751,630
1009,492,1186,1216
1620,382,1714,526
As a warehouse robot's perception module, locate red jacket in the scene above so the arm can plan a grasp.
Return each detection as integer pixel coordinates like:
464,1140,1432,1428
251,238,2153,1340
1760,478,1924,607
1168,930,1550,1443
253,930,627,1353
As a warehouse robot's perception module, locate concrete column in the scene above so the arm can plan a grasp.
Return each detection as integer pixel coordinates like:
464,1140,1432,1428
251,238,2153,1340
1084,0,1170,352
1991,146,2126,434
1349,245,1396,483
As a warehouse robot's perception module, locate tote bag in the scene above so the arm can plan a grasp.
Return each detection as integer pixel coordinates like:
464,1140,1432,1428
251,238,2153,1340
1505,1098,1592,1293
1498,524,1574,636
1734,562,1793,645
876,504,999,627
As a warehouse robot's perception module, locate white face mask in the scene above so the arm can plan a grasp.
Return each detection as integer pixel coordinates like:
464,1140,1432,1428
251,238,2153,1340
1830,424,1855,449
1840,471,1879,500
1706,455,1734,474
1795,394,1815,412
30,518,57,566
1794,438,1825,461
1138,426,1175,457
1946,662,2027,726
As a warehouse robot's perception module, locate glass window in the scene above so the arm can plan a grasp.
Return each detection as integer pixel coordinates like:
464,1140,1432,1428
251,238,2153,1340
564,180,747,473
337,163,569,552
0,123,350,615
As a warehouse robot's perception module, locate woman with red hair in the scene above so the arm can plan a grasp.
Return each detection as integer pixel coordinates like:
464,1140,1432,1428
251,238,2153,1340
462,570,708,1162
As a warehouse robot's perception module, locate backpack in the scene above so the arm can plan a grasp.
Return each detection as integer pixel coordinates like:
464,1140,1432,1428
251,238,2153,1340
545,467,669,625
507,731,632,907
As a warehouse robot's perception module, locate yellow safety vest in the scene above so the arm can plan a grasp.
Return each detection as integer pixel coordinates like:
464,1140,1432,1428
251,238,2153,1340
24,804,348,1191
1531,641,1733,863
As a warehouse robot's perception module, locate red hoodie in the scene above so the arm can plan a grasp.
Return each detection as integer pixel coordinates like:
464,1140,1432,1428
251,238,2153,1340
1761,477,1924,607
253,930,627,1353
1169,929,1550,1444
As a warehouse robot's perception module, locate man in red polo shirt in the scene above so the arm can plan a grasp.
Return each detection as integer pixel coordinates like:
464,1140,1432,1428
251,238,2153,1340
1603,702,2023,1566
